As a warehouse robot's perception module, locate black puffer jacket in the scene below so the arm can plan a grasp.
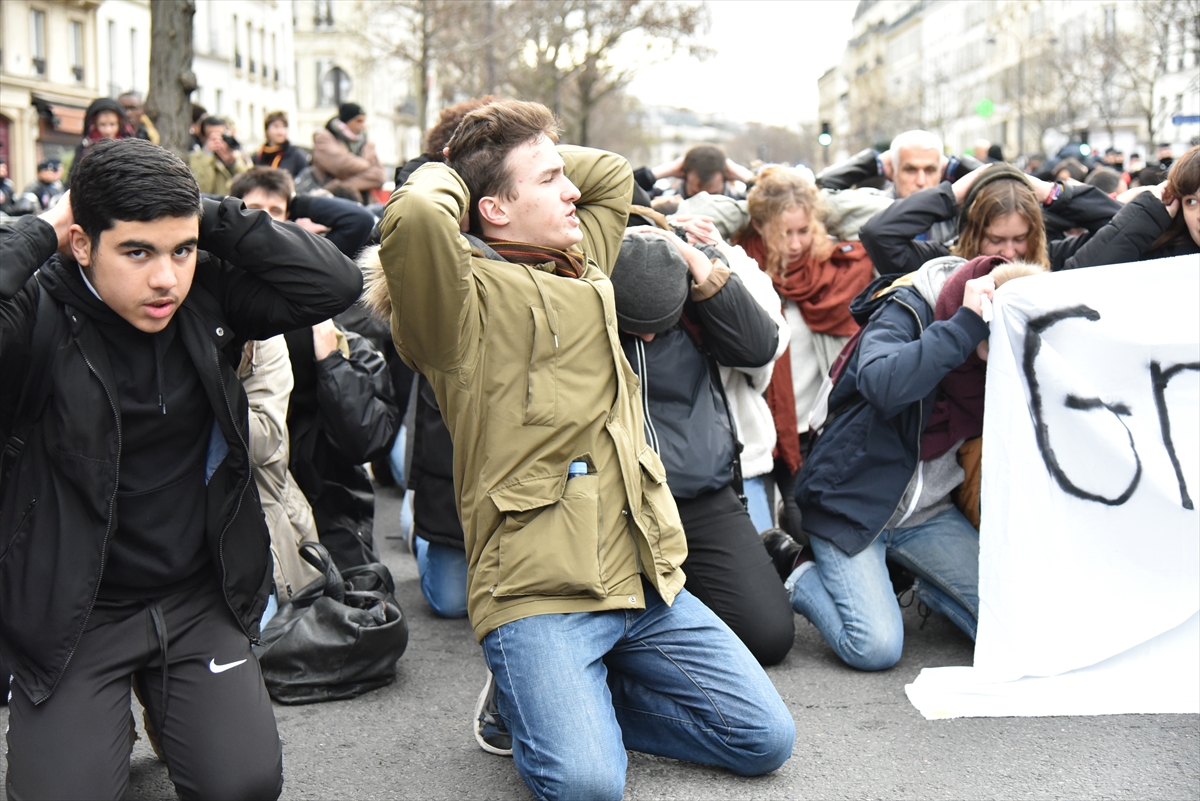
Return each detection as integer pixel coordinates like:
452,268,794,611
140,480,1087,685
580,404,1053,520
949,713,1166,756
619,271,778,499
860,182,1121,275
1063,192,1200,269
0,200,362,704
408,375,463,549
284,322,399,569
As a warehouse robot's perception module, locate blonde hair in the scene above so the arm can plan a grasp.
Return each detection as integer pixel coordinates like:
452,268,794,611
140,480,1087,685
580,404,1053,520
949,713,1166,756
746,165,834,277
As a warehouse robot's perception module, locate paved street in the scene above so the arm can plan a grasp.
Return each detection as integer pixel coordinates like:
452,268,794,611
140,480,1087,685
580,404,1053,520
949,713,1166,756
4,483,1197,799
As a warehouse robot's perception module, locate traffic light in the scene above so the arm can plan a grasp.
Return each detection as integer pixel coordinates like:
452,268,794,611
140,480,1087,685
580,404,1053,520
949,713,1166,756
818,121,832,147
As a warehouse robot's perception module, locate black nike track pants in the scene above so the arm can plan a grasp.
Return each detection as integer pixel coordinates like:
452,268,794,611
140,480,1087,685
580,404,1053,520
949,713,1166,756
5,578,282,800
675,484,796,667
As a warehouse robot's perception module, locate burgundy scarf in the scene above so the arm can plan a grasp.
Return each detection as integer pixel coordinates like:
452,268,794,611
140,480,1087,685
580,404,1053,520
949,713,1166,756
920,255,1007,460
485,240,585,279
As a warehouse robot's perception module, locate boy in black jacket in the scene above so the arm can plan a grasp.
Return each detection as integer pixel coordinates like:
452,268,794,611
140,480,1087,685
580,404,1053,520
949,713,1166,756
0,138,362,799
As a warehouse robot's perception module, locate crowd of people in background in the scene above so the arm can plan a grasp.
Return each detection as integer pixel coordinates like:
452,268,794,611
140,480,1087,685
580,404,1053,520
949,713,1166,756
1,84,1198,801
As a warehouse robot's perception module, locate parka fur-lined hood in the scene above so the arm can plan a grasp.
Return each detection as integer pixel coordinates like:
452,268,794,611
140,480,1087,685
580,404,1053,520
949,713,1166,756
358,244,391,322
359,234,507,325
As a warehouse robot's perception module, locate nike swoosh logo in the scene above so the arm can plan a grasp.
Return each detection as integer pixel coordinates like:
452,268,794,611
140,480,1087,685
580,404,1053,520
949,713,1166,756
208,658,248,674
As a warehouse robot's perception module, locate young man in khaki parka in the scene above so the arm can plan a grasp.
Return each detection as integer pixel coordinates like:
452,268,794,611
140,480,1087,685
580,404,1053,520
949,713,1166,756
376,99,793,801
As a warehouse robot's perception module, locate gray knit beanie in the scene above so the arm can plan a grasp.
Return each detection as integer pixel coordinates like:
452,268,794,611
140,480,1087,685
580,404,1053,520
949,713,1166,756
611,232,690,335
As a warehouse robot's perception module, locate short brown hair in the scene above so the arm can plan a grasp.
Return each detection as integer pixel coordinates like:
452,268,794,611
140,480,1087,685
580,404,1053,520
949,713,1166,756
230,167,295,203
1153,143,1200,250
682,145,727,186
953,178,1048,268
446,99,560,234
424,96,496,160
264,110,288,132
745,165,834,277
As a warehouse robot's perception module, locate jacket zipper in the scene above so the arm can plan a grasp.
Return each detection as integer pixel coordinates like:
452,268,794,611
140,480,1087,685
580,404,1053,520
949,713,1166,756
863,297,925,551
211,339,257,643
0,499,37,565
48,336,122,701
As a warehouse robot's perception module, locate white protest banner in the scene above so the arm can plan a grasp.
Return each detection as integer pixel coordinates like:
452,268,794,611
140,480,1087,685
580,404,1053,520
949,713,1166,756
906,256,1200,719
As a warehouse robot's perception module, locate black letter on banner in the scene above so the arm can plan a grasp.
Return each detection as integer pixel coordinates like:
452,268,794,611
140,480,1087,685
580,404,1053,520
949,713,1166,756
1024,306,1142,505
1150,361,1200,511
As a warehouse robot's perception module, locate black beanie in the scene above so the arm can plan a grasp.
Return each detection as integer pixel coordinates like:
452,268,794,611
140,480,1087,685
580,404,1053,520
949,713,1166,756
611,232,690,335
338,103,365,123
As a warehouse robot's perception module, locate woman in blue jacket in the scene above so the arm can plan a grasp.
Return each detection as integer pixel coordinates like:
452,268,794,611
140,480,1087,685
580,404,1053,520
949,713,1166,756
771,166,1052,670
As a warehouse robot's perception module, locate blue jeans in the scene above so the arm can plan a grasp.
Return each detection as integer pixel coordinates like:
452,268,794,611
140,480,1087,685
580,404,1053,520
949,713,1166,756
387,424,407,489
481,587,795,801
414,535,468,619
788,506,979,671
742,475,773,533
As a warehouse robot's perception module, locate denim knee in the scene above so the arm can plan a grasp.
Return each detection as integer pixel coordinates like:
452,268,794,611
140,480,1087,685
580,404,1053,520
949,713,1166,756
733,705,796,776
841,623,903,672
528,762,625,801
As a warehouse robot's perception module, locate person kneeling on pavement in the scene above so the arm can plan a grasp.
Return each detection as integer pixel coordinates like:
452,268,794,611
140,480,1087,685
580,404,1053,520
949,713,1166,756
765,253,1044,671
612,226,795,665
377,99,794,800
0,138,362,798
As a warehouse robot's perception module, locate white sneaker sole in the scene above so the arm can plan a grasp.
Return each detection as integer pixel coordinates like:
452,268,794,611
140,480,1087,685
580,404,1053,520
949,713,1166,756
473,671,513,757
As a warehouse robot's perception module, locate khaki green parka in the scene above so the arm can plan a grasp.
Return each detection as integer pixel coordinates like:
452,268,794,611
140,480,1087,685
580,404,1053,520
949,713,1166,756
378,147,688,641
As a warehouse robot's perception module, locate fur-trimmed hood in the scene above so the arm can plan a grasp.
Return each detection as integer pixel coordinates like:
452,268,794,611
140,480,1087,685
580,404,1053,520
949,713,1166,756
358,244,391,322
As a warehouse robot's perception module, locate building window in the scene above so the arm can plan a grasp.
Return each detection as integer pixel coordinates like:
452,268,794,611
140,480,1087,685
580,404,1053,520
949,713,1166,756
30,9,46,78
1103,6,1116,40
318,65,352,108
208,0,219,55
215,88,224,115
247,22,255,77
234,14,242,69
130,28,139,90
108,21,118,96
70,20,84,83
315,0,334,30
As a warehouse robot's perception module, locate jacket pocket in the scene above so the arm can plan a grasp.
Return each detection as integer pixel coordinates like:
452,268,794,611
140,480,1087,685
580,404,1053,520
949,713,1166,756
489,468,604,599
0,499,36,567
524,305,558,426
635,448,686,577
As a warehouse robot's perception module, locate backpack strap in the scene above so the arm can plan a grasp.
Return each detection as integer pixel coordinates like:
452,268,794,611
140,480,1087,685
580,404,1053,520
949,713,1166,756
1,275,61,486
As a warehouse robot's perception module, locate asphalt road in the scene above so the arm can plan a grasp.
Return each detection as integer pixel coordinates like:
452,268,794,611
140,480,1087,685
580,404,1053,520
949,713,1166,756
4,483,1197,799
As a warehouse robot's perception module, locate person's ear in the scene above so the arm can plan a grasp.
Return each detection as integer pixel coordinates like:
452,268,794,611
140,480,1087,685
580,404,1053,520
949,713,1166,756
477,196,508,228
68,224,92,267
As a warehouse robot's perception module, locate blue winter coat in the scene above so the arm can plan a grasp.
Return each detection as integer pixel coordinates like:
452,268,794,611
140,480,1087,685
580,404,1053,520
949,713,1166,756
795,275,989,555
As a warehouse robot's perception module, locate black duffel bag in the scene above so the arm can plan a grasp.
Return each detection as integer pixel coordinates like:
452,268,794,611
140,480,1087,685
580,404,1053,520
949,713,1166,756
253,543,408,704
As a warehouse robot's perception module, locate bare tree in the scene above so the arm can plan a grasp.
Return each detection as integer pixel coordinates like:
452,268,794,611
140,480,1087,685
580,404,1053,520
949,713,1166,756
508,0,710,146
355,1,476,135
585,90,654,165
567,1,709,146
146,0,197,159
1101,0,1199,149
